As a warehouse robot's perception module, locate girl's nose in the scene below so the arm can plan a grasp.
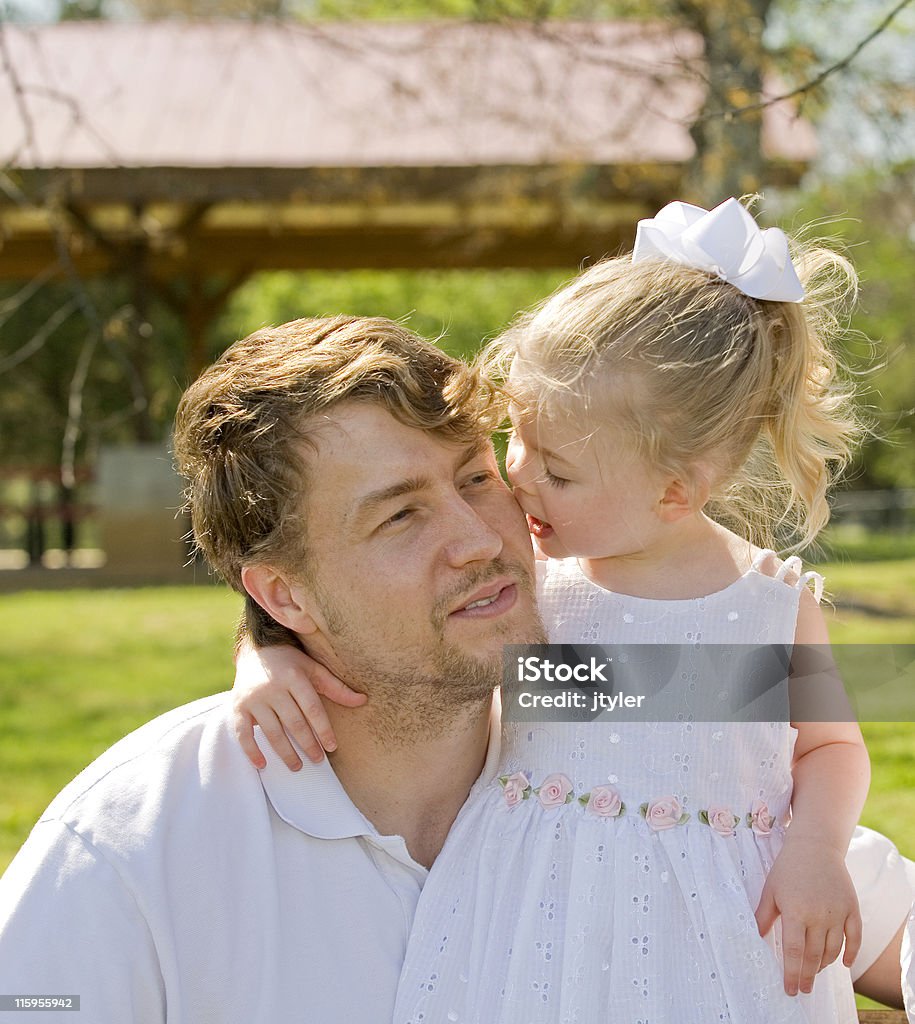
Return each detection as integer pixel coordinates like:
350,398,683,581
505,433,536,491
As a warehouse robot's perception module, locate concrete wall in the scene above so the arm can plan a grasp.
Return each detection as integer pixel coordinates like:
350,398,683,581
96,443,194,581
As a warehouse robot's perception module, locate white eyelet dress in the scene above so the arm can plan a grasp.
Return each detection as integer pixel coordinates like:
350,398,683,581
393,553,857,1024
904,906,915,1023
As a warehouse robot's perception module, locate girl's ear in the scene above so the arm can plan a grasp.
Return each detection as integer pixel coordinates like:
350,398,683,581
657,468,711,523
240,565,319,637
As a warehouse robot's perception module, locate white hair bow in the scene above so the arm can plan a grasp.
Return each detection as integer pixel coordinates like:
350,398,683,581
632,198,805,303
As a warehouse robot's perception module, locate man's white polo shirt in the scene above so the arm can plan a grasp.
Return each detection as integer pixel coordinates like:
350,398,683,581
0,692,501,1023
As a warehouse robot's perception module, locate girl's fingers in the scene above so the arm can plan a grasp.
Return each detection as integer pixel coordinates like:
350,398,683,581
798,929,825,994
843,910,863,968
821,925,845,970
233,711,267,770
309,668,367,707
781,919,808,996
754,885,777,937
256,706,304,772
267,692,329,764
781,917,822,995
288,690,337,756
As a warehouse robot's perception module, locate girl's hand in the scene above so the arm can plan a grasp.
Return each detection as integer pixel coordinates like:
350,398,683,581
232,642,366,771
755,835,862,996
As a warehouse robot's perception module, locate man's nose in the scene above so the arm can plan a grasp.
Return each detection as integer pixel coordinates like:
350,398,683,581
441,495,504,568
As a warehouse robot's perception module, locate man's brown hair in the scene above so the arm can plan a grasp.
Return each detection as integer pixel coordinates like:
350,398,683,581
173,316,499,629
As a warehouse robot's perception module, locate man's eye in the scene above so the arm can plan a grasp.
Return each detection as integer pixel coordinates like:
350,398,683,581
464,472,494,487
381,508,414,529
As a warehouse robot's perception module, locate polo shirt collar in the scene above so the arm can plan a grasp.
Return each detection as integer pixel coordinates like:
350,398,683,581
257,691,503,841
257,730,374,841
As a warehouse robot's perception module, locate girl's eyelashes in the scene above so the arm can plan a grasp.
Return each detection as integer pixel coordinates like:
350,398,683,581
543,469,570,488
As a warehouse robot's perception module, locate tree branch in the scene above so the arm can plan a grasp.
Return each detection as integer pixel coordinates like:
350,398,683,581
0,295,79,372
719,0,915,120
0,22,37,165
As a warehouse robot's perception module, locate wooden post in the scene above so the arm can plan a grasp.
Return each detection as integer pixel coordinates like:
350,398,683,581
186,271,208,381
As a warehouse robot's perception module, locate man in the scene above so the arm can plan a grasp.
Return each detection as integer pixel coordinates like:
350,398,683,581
0,316,545,1021
0,316,908,1020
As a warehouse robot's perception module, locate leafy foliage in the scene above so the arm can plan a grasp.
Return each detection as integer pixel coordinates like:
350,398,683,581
789,166,915,488
216,267,569,362
0,278,186,468
1,1,912,491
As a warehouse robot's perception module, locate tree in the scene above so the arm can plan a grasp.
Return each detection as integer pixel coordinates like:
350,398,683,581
1,0,912,496
793,165,915,491
674,0,776,201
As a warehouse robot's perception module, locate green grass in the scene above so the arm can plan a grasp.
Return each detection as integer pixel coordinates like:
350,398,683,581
820,525,915,563
858,721,915,850
0,586,242,871
821,557,915,628
804,556,915,866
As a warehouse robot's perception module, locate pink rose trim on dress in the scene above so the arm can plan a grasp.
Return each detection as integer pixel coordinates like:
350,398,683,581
640,796,689,830
499,771,531,808
747,799,776,836
584,785,624,818
536,773,574,809
702,805,739,836
500,776,778,833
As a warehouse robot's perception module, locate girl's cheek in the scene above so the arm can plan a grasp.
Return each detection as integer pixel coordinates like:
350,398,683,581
504,448,524,488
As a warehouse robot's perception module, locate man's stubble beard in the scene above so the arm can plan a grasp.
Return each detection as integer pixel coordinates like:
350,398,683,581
314,557,546,746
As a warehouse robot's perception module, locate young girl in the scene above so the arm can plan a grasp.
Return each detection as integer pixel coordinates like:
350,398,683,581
234,198,871,1023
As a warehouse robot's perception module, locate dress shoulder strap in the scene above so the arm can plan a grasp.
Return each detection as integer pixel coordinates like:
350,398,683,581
749,549,824,604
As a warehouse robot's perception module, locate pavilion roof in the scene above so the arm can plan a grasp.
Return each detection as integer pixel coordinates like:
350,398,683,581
0,20,816,291
0,19,815,171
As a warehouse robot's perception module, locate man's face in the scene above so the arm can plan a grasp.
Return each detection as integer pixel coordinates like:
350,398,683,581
292,402,544,711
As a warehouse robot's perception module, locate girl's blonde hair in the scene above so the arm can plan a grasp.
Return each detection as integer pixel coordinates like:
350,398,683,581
484,238,862,551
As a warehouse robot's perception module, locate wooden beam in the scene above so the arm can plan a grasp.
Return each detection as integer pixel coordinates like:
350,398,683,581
1,163,684,207
0,161,808,208
0,222,638,277
0,157,808,279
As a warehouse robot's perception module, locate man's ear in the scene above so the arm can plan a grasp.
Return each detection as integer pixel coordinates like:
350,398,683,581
240,564,318,636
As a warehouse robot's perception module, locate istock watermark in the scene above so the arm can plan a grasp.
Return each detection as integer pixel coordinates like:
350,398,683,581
514,652,614,684
502,644,915,723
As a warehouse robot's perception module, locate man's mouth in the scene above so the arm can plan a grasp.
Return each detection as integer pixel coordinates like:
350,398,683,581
449,579,518,619
526,514,554,540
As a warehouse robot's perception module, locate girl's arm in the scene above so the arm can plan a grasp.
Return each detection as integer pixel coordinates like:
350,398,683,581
755,586,870,996
233,637,366,771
